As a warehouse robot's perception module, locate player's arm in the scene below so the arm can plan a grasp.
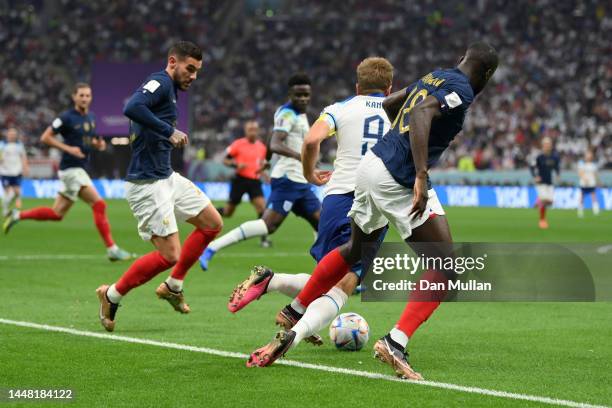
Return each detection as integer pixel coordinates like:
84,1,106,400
40,126,85,159
407,95,442,218
269,130,301,161
301,119,332,186
123,80,187,147
383,88,409,122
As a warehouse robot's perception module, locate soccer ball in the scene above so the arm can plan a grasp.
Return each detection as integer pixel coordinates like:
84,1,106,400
329,313,369,351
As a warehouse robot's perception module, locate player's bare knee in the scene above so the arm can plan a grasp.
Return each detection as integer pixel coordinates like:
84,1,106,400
160,249,180,265
263,218,278,234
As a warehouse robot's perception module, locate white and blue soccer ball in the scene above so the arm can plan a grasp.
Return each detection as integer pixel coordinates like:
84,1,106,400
329,312,369,351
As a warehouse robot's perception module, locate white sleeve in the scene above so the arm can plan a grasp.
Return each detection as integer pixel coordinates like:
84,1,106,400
318,103,342,136
273,108,296,134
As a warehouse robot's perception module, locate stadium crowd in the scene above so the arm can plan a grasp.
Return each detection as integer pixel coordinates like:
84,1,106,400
1,0,610,176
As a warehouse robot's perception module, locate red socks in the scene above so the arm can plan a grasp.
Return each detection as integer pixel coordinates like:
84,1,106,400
296,248,350,308
115,251,174,295
20,207,62,221
395,269,447,338
539,204,546,220
171,228,220,280
92,200,115,248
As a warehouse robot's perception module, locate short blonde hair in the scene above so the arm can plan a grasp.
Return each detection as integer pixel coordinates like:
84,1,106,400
357,57,394,92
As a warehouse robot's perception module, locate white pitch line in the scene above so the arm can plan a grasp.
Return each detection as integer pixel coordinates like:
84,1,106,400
0,318,607,408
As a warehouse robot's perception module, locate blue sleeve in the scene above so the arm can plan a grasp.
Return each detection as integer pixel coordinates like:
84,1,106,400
123,77,174,137
51,111,70,134
430,77,474,115
555,156,561,175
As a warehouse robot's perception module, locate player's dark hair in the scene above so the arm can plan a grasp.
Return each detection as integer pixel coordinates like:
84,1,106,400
168,41,203,61
288,72,311,88
72,82,90,94
466,42,499,80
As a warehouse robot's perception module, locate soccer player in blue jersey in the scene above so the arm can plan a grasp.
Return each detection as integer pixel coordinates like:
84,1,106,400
96,41,223,332
3,83,131,262
198,73,322,271
228,57,394,347
531,137,560,228
248,43,499,380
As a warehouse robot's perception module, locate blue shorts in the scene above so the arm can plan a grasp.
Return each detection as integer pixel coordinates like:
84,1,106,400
581,187,596,195
267,177,321,218
1,175,22,187
310,192,386,281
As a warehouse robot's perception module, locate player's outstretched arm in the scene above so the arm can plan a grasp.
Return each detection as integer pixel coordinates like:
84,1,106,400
408,95,441,218
40,126,85,159
383,88,408,123
302,120,332,186
269,130,301,161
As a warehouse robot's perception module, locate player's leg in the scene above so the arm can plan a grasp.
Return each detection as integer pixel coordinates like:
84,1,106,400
591,190,600,215
98,232,181,331
12,184,22,210
199,207,287,270
289,271,357,348
578,190,585,218
218,177,244,217
155,173,221,310
374,191,449,381
2,182,15,216
251,192,272,248
536,184,552,228
96,178,181,331
78,184,131,260
4,191,72,234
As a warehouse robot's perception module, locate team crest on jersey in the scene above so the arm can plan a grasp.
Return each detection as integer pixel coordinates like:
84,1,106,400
84,122,90,132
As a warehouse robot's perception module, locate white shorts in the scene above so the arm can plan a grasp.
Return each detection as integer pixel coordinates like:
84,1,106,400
126,172,211,241
348,151,445,240
58,167,93,201
536,184,554,202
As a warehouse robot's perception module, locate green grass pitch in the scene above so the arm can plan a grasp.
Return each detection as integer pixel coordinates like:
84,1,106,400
1,199,611,407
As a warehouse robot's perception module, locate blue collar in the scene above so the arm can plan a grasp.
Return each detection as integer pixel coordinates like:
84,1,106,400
367,92,385,97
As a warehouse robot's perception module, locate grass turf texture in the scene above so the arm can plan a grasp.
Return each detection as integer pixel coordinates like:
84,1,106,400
1,199,611,407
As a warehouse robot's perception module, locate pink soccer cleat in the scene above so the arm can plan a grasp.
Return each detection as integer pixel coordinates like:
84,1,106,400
228,266,274,313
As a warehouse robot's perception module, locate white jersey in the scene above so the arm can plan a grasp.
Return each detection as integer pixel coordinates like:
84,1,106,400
577,160,598,187
0,141,25,176
319,94,390,196
270,103,310,183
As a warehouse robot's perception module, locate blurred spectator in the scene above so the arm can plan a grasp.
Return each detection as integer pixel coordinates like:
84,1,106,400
1,0,610,177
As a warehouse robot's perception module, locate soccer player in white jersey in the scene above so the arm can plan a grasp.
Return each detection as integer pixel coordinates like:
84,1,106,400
199,73,323,270
577,150,600,217
227,57,393,349
0,128,29,217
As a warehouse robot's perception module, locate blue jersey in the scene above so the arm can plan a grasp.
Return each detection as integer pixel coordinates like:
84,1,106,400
372,68,474,188
51,109,97,170
531,153,560,185
124,70,178,181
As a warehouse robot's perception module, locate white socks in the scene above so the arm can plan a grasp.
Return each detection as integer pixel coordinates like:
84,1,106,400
165,277,183,292
267,273,311,298
593,201,600,215
389,327,409,348
577,203,584,218
208,219,268,252
106,284,123,304
291,287,348,347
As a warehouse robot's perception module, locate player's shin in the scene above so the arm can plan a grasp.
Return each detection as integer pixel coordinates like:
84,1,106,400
115,251,175,296
207,219,268,252
294,248,351,310
170,227,220,286
291,286,348,347
267,273,311,297
92,200,115,248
